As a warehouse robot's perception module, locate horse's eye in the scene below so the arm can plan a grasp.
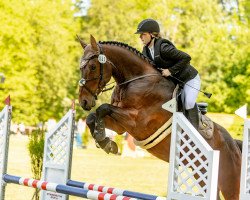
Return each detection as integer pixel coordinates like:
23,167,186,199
91,65,96,71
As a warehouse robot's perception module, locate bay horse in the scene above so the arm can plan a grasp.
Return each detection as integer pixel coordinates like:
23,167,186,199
78,35,242,200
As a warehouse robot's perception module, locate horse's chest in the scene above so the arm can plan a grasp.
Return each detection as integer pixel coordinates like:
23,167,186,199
111,87,137,106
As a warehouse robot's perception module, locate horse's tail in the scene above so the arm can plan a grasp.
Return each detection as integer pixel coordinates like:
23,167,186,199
235,139,242,153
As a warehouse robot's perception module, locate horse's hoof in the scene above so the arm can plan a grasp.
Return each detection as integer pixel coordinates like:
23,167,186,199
105,140,118,154
98,138,118,154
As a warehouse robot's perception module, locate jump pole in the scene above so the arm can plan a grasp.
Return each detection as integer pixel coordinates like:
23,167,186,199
3,174,135,200
67,179,165,200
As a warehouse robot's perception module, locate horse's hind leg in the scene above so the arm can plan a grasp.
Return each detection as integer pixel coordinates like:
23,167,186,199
214,131,241,199
218,147,241,200
217,189,221,200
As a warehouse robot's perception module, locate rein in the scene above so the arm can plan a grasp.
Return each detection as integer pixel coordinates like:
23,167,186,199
101,73,160,92
118,74,159,86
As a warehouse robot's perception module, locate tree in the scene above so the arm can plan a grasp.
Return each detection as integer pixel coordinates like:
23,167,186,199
0,1,81,124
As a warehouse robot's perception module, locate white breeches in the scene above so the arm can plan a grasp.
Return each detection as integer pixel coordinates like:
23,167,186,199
181,74,201,110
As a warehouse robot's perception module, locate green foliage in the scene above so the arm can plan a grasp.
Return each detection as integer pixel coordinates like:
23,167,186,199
0,1,81,124
228,116,244,140
27,129,45,200
0,0,249,127
28,129,44,179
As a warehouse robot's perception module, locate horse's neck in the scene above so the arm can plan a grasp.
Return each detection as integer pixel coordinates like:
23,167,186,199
105,45,157,84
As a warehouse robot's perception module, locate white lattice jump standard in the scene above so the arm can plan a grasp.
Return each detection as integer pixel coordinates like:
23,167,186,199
166,112,220,200
40,108,75,200
0,104,11,200
240,118,250,200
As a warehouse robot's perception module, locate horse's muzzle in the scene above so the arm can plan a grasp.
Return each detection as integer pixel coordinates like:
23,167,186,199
80,100,90,111
80,99,96,111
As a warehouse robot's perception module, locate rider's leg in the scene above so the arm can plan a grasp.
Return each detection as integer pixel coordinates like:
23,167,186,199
182,74,201,129
187,104,199,129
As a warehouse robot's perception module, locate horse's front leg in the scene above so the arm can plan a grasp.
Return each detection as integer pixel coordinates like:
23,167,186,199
86,112,118,154
94,104,112,141
87,103,137,154
95,103,137,140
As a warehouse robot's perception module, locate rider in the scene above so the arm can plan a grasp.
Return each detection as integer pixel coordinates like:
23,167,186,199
135,18,201,130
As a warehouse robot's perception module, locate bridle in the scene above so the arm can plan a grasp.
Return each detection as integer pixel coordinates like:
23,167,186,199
79,44,111,100
79,43,160,100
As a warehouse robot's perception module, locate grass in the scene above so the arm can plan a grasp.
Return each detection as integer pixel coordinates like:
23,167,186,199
5,135,168,200
4,112,245,199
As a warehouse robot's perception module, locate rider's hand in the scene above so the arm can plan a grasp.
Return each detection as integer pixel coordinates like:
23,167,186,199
162,69,171,77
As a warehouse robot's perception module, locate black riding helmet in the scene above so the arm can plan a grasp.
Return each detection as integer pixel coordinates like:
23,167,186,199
135,19,160,34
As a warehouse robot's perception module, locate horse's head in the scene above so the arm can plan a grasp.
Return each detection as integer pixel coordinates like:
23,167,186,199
77,35,113,111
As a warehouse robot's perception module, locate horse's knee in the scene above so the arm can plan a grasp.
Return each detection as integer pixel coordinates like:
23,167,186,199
86,113,96,125
96,103,112,118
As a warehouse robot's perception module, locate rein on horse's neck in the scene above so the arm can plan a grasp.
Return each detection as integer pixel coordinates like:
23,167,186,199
102,43,159,85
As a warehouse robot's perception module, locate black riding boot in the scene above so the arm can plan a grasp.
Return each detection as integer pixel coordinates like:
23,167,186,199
186,104,199,130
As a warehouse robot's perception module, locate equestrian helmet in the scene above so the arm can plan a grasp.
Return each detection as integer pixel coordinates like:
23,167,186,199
135,19,160,34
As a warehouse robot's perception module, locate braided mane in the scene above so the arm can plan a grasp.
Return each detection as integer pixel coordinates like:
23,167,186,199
99,41,154,66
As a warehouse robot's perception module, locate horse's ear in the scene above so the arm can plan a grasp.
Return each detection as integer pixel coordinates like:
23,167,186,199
90,35,98,51
76,35,87,49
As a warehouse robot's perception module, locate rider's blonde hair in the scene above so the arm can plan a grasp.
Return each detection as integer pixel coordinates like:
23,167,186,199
151,32,162,38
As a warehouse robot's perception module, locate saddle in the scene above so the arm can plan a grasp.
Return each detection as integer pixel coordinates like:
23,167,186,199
175,86,214,139
196,103,214,139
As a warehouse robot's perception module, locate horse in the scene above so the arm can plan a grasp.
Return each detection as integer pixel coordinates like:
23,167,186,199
77,35,242,200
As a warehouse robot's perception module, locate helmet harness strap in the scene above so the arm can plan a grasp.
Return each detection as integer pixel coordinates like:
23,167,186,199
146,34,155,47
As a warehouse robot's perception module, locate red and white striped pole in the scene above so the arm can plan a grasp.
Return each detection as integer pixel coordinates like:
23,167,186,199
3,174,136,200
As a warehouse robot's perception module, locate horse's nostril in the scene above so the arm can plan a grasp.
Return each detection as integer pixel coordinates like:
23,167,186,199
81,100,87,108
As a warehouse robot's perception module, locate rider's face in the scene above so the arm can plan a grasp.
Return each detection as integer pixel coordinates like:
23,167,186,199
140,32,151,46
